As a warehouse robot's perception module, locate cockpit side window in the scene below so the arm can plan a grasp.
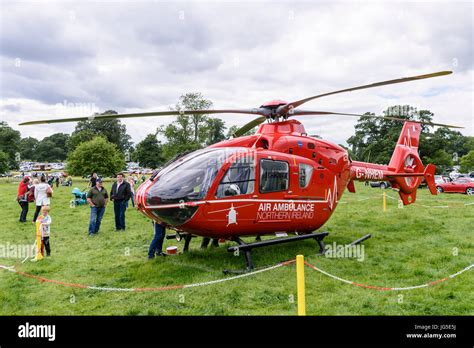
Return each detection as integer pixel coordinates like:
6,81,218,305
299,163,313,188
216,157,255,198
259,159,289,193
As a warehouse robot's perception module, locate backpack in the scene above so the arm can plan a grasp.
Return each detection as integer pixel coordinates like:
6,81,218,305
27,186,35,202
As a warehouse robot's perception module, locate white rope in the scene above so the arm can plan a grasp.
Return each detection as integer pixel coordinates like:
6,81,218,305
0,261,292,292
184,262,287,288
306,262,474,291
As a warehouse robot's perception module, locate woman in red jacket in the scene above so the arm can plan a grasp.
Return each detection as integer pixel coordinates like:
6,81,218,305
17,176,31,223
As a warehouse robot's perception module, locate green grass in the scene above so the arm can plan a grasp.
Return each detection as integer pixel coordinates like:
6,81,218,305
0,177,472,315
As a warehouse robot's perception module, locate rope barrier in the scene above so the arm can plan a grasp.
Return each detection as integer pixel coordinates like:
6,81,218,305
304,261,473,291
0,260,295,292
2,258,472,293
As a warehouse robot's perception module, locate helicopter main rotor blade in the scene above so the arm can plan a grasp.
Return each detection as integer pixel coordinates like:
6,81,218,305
232,116,267,137
19,108,266,126
291,109,464,129
279,71,453,115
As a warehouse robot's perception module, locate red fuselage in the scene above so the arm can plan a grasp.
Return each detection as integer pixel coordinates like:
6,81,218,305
135,119,429,238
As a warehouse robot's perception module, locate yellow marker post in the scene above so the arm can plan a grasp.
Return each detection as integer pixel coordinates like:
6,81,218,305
34,219,43,261
383,192,387,212
296,254,306,316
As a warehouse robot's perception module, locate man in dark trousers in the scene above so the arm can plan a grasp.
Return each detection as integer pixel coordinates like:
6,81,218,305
86,178,108,236
110,173,131,231
148,221,167,259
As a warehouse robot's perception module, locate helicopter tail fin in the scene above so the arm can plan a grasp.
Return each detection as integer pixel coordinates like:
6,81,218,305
385,121,437,205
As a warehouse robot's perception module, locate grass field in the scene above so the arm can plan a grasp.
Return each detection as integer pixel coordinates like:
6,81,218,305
0,177,472,315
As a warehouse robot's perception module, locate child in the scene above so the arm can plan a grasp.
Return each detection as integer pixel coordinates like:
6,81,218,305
33,205,52,261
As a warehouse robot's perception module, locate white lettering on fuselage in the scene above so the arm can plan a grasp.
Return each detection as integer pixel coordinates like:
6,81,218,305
256,202,315,220
353,167,384,180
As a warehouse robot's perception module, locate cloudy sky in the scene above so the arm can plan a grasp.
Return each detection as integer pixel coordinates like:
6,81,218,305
1,0,473,146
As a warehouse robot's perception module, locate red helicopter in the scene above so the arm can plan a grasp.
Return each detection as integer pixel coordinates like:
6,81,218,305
21,71,462,270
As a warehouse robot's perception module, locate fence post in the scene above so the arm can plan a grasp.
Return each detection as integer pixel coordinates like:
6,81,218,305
296,254,306,316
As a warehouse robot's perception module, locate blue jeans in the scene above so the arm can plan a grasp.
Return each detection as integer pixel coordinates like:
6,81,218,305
89,206,105,235
113,200,127,230
148,222,166,258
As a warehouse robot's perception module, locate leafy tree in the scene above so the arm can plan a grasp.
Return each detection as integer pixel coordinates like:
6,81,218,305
421,127,471,164
0,150,9,173
133,134,164,168
0,121,21,169
423,149,453,174
19,137,40,161
159,93,218,160
346,106,472,175
460,150,474,172
68,110,132,153
174,93,213,143
347,107,422,164
67,129,96,152
465,137,474,152
67,137,125,177
34,133,70,162
203,118,226,145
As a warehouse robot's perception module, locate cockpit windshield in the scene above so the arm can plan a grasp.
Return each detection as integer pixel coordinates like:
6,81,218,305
147,147,251,205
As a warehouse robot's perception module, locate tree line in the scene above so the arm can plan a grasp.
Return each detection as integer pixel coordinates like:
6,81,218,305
1,96,473,176
347,105,474,173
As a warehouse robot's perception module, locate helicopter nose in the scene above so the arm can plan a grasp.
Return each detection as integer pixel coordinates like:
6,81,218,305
135,180,199,227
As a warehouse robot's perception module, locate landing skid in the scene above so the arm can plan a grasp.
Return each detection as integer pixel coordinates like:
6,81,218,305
223,232,329,274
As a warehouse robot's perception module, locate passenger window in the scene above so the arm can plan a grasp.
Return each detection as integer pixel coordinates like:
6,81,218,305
260,159,289,193
216,160,255,197
299,163,313,188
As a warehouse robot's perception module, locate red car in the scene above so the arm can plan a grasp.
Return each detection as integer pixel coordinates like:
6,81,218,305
436,178,474,195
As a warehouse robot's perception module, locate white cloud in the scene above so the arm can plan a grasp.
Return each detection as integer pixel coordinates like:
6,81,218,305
0,0,472,146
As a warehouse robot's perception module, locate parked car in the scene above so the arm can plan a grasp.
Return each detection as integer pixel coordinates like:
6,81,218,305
436,177,474,195
369,181,391,189
434,175,450,185
469,171,474,178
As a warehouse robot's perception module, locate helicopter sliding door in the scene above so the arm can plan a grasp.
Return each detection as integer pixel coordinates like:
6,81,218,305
255,154,326,232
195,151,258,235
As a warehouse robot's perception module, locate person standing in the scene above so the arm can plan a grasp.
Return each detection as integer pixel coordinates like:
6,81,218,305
86,178,108,236
110,173,131,231
17,176,31,223
127,176,135,208
89,172,98,188
148,221,167,259
33,176,52,222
